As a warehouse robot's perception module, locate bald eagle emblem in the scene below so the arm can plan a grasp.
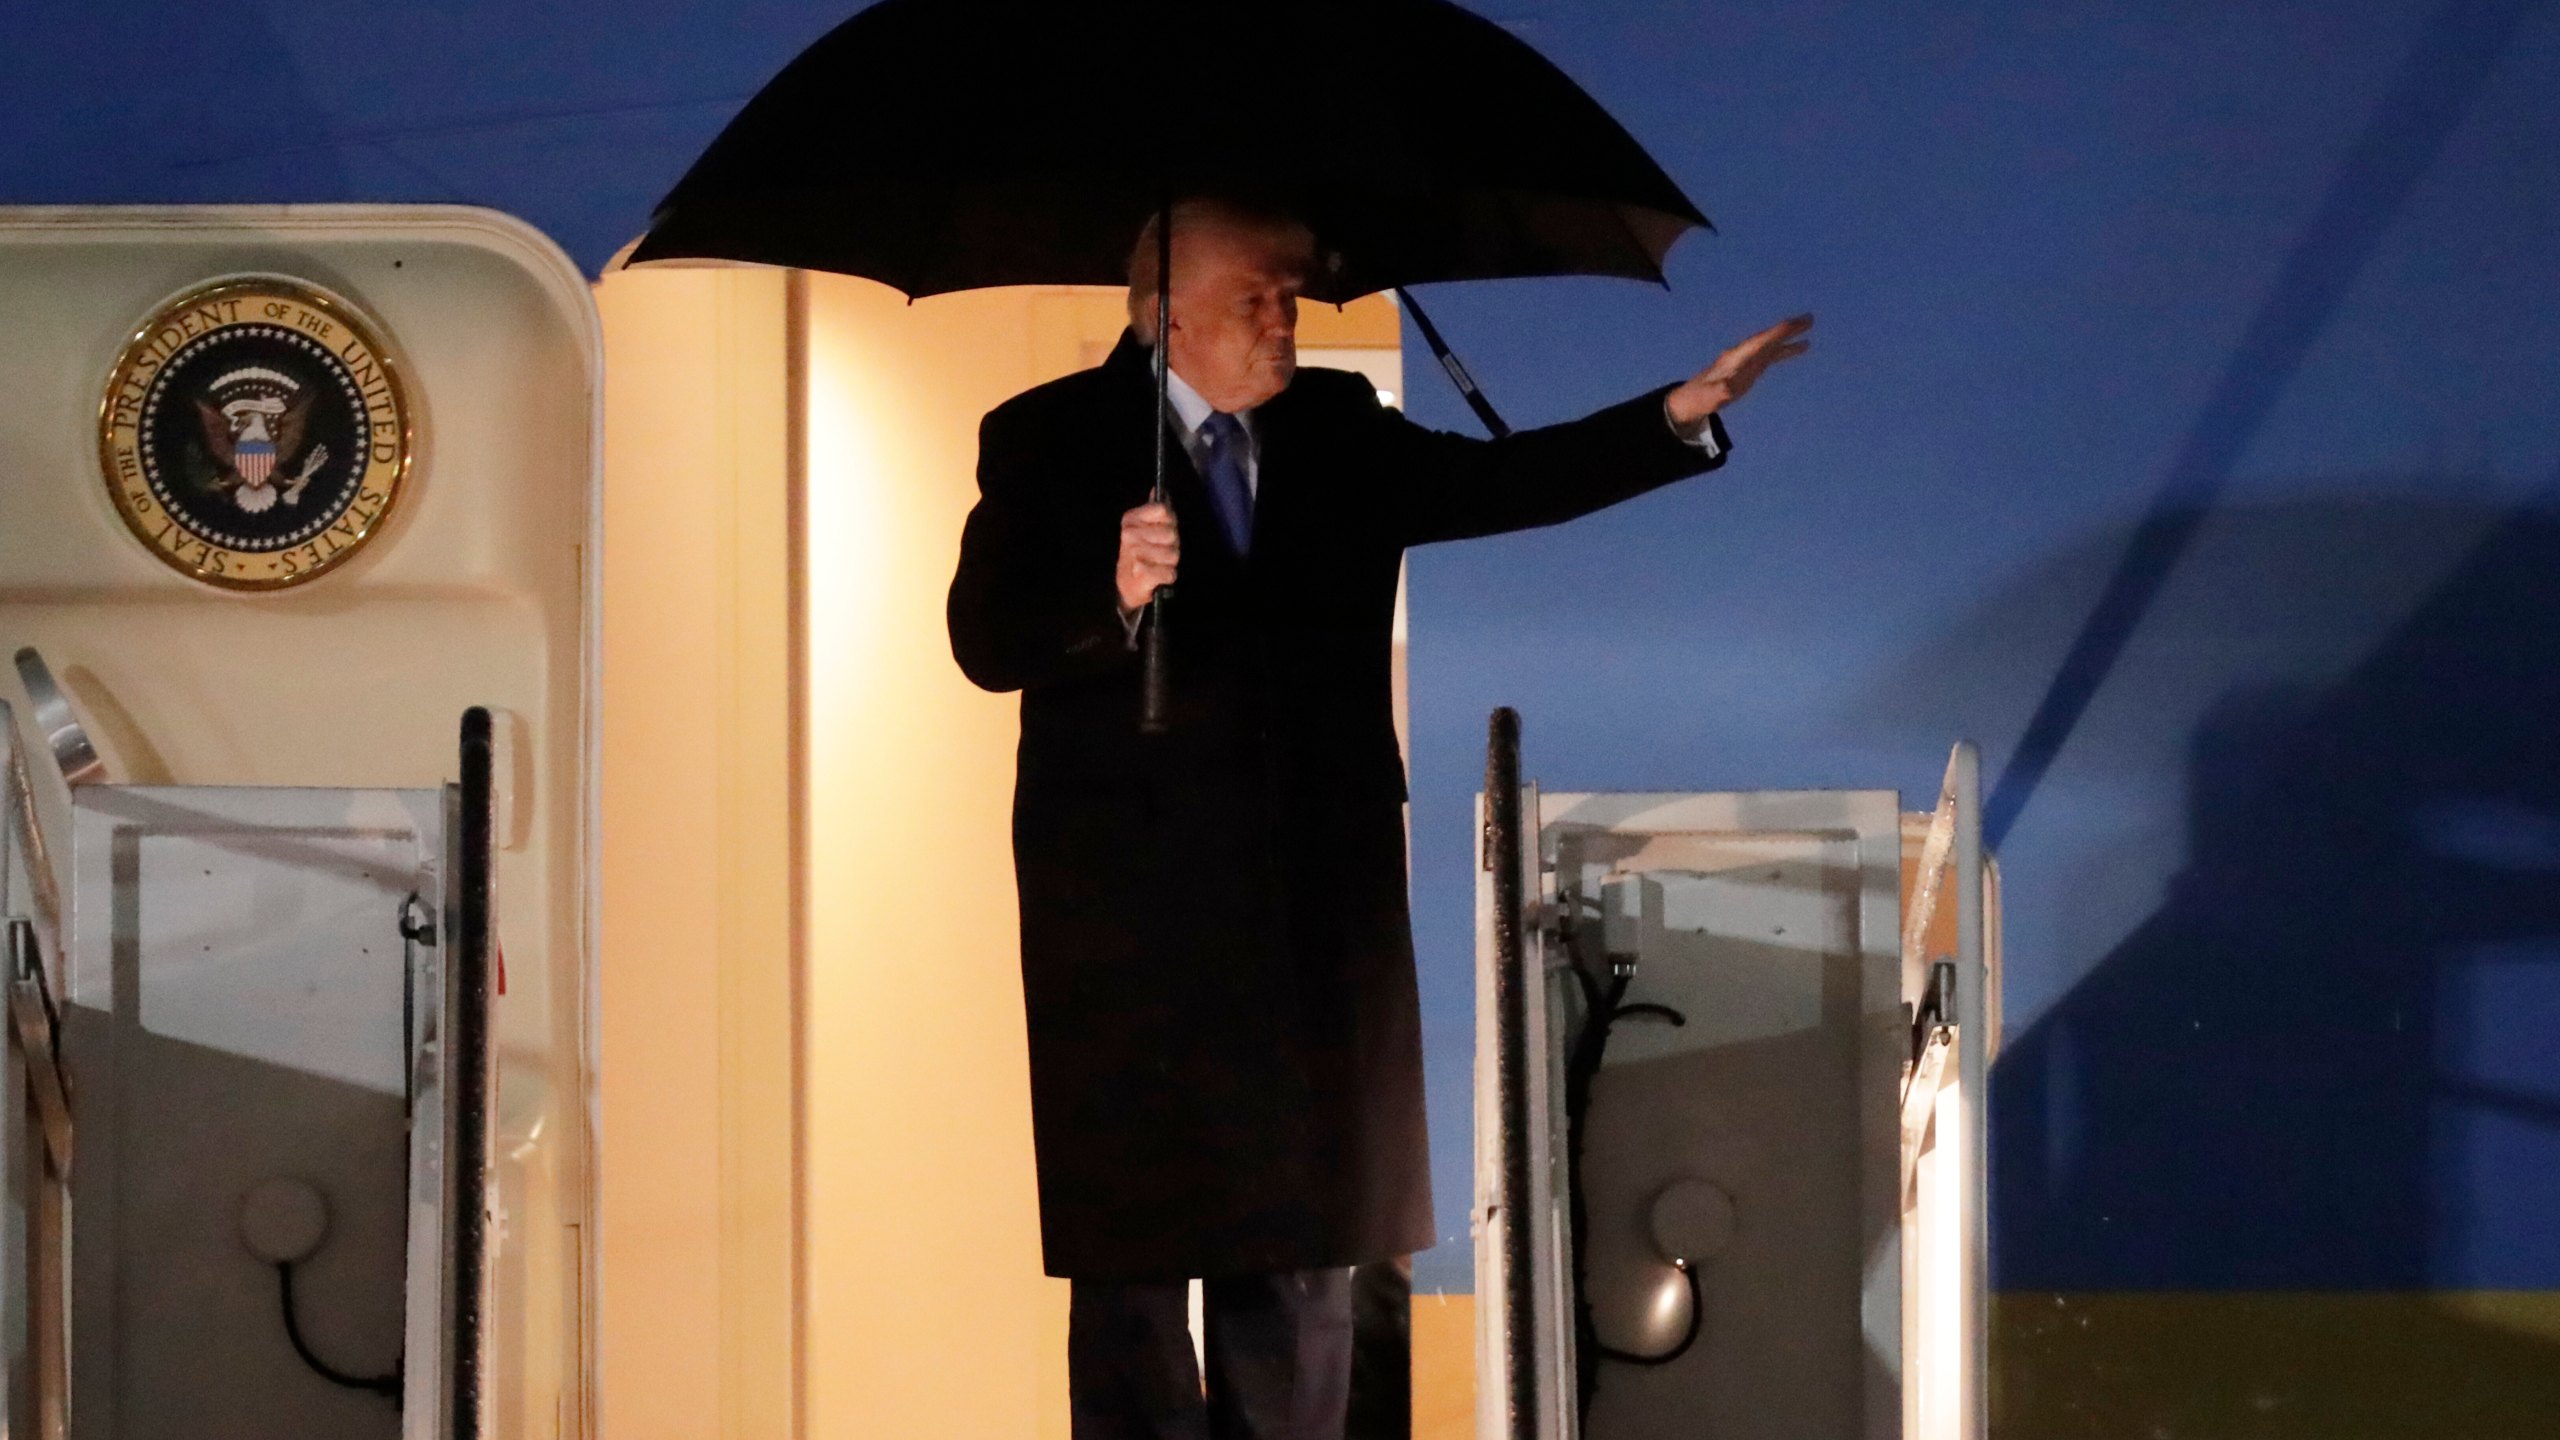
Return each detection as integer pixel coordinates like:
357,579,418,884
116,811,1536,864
193,367,331,514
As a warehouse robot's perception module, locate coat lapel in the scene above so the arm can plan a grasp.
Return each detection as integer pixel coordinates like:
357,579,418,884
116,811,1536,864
1240,368,1320,571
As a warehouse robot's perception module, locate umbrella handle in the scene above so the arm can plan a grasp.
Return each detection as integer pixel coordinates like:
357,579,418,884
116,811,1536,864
1138,583,1172,734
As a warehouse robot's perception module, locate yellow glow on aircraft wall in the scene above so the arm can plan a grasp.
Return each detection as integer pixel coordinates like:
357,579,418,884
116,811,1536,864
593,269,1400,1439
803,277,1090,1440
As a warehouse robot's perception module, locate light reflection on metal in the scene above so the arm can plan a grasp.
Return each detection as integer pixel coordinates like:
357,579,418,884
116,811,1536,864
1,698,68,975
12,649,103,787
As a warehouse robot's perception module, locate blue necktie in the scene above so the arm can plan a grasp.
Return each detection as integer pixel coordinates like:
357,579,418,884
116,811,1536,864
1199,411,1254,556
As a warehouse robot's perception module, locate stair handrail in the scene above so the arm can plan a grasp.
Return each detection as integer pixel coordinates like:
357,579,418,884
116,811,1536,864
1,698,68,1007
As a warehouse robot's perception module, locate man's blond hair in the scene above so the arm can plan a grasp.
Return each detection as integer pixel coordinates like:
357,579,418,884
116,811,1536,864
1125,197,1316,342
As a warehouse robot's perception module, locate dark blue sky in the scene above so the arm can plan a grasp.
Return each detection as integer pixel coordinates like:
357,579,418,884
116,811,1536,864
14,0,2557,1296
1394,0,2560,1293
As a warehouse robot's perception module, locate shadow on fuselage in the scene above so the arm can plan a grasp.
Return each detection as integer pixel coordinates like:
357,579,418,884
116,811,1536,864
1902,492,2560,1434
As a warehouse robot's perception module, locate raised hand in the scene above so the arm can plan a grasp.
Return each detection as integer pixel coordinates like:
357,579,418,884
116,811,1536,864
1665,314,1814,430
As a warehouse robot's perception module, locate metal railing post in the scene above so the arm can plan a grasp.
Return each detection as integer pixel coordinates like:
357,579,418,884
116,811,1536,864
1950,741,1988,1440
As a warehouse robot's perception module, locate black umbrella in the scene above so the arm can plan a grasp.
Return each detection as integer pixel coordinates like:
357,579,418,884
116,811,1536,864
633,0,1713,727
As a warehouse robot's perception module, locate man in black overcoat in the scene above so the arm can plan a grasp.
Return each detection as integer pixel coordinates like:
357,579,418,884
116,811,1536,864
948,198,1809,1440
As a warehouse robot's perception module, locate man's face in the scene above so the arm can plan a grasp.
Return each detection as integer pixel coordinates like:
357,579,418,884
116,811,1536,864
1165,217,1310,413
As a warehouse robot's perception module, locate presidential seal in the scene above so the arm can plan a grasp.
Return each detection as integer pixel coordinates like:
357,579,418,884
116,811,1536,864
98,277,413,589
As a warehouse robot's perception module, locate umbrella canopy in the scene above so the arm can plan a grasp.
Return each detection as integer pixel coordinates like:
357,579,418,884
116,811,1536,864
628,0,1710,302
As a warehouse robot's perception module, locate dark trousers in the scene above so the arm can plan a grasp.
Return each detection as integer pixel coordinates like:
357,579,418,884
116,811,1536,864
1069,1268,1355,1440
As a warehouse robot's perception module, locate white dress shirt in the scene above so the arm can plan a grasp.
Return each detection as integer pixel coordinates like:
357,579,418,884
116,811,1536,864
1164,364,1260,497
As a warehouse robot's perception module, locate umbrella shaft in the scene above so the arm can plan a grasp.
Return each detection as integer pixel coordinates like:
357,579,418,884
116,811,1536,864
1139,194,1176,734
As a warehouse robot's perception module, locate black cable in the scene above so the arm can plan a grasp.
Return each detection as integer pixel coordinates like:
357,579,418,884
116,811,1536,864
1557,908,1700,1418
269,896,424,1404
397,892,434,1122
276,1262,402,1401
1561,956,1619,1415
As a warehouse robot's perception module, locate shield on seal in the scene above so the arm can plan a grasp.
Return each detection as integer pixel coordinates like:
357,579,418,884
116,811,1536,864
235,439,277,486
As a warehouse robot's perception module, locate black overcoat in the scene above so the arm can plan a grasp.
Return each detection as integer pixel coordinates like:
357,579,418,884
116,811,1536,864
948,331,1725,1280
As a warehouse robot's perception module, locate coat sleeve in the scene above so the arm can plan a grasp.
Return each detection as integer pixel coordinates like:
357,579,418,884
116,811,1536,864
1346,376,1730,547
947,401,1138,694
